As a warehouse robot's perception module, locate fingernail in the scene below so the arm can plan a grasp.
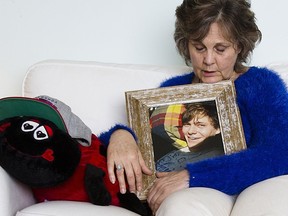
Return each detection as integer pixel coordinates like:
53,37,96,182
110,177,115,184
137,186,142,192
121,188,126,194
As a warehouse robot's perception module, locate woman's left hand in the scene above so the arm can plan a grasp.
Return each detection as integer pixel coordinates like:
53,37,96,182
147,170,190,214
107,129,152,194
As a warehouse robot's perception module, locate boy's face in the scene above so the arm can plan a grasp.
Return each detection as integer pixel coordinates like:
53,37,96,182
182,115,220,149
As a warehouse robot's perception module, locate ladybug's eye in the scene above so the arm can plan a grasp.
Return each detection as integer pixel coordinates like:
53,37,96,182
21,121,39,132
34,126,49,140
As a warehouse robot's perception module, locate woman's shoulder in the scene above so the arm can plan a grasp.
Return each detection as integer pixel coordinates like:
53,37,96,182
235,66,287,102
159,72,193,87
243,66,283,80
237,66,286,87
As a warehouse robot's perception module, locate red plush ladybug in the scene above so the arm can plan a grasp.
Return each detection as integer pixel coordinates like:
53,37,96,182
0,96,148,216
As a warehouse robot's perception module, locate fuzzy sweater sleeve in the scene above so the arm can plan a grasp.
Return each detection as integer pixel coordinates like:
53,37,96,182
98,124,137,147
162,67,288,195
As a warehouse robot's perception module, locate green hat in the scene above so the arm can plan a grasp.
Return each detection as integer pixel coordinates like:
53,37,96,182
0,97,67,132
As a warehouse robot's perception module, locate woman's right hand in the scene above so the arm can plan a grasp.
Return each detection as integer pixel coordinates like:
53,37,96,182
107,129,153,194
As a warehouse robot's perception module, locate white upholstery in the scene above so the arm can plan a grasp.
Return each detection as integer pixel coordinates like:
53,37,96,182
16,201,139,216
266,62,288,82
22,60,190,135
230,175,288,216
157,187,235,216
0,59,287,216
156,175,288,216
0,167,35,216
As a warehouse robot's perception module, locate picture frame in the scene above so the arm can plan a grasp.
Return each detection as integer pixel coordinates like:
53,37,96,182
125,80,246,200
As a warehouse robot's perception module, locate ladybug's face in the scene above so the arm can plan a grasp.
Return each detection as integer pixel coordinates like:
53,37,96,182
21,120,53,141
0,116,81,187
3,117,57,159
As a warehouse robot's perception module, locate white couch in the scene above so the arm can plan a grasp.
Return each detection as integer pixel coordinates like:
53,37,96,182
1,59,288,216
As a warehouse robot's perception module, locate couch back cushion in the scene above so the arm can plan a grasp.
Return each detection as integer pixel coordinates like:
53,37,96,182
22,60,190,135
267,62,288,83
22,60,288,135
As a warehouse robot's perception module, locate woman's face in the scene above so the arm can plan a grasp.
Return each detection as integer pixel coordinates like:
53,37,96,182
188,22,240,83
182,115,220,149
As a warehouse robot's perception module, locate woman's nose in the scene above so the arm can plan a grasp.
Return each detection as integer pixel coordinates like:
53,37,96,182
203,50,215,65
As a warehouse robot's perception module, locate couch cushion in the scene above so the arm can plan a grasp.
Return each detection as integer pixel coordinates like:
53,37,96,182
0,167,35,216
267,62,288,84
22,60,190,135
22,60,288,135
16,201,140,216
230,175,288,215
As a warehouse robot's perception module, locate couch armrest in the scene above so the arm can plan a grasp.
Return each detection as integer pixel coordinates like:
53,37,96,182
0,167,36,216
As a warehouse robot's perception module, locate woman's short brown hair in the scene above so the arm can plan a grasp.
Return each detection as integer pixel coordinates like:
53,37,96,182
174,0,262,72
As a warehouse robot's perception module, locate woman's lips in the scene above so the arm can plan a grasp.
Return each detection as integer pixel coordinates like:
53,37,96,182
203,70,217,77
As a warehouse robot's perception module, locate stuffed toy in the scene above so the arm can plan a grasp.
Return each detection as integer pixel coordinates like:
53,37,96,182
0,96,149,216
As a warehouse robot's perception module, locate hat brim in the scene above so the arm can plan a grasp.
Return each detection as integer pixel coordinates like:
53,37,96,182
0,97,67,132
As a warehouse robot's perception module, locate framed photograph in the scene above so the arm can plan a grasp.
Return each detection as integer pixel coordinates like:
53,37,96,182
125,80,246,200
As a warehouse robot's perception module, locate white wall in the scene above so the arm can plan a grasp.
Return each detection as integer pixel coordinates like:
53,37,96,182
0,0,287,98
251,0,288,66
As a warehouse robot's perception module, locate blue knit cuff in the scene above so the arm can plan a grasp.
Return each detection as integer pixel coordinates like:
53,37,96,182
98,124,137,147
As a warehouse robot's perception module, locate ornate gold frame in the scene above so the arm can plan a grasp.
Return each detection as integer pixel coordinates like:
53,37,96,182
125,80,246,200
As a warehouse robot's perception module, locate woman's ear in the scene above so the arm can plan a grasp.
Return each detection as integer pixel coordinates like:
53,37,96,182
235,44,242,54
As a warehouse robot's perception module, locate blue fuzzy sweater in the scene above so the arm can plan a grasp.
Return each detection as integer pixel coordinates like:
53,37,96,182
100,66,288,195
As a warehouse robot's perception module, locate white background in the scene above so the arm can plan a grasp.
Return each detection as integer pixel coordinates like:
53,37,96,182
0,0,287,97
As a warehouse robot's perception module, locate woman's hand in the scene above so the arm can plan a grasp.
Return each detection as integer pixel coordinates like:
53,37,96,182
147,170,189,214
107,129,153,194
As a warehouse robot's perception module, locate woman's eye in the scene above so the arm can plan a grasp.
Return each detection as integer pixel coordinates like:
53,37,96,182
21,121,39,132
195,46,205,52
215,46,226,53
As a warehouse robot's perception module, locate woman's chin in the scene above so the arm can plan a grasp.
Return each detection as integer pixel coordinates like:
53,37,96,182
201,77,223,83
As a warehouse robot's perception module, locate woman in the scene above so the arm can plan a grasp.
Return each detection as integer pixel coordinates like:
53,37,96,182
99,0,288,215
